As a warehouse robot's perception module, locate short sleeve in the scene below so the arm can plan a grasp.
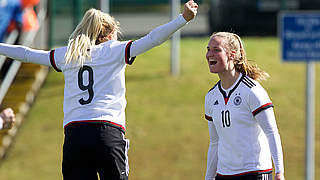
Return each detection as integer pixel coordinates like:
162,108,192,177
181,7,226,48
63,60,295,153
124,40,136,65
102,40,135,65
249,84,274,116
49,47,67,72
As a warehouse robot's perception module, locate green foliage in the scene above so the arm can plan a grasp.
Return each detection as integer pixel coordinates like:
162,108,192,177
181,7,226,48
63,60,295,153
0,37,319,180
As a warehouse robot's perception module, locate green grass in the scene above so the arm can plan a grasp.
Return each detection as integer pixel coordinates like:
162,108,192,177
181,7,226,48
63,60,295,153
0,37,319,180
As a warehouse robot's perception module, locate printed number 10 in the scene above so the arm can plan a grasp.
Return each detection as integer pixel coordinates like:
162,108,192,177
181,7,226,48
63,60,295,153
221,110,231,128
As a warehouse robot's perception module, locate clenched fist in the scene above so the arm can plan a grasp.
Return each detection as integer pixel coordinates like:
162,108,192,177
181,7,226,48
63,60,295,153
0,108,15,130
182,0,198,22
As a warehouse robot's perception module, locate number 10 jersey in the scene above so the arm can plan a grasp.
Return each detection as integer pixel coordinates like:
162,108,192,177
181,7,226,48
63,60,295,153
204,73,274,175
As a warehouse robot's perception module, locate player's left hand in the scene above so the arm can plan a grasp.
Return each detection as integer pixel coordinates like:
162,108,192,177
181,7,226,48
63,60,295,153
1,108,15,129
274,173,285,180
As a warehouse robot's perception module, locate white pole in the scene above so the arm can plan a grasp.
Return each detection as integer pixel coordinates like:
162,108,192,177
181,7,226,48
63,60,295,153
170,0,180,77
100,0,110,14
305,61,315,180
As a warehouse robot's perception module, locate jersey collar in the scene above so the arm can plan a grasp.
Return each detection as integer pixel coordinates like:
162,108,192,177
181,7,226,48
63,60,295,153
218,73,244,105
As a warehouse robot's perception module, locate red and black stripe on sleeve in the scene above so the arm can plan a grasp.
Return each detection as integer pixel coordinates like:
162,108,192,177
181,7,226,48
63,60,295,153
49,50,62,72
252,102,274,116
125,40,136,65
205,114,213,121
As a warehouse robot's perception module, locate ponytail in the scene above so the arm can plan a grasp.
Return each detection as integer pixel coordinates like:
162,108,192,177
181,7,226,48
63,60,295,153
65,8,120,66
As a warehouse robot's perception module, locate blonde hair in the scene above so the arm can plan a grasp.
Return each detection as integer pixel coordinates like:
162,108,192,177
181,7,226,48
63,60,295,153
210,32,269,81
65,8,120,66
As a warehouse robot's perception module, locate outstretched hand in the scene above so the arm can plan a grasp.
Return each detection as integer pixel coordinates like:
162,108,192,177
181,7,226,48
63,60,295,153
182,0,198,22
1,108,15,129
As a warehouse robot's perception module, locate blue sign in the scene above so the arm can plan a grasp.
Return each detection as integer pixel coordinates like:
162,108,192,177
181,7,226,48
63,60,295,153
279,12,320,61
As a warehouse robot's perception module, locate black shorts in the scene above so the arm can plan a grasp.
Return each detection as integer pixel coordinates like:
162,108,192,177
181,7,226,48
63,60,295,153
215,171,272,180
62,122,129,180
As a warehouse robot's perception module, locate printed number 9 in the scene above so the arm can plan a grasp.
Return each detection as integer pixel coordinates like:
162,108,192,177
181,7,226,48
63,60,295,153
78,65,94,105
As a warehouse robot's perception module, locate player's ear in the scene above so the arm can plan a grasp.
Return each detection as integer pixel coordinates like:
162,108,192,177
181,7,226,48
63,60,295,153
229,50,236,60
107,30,116,40
95,34,108,44
106,34,112,40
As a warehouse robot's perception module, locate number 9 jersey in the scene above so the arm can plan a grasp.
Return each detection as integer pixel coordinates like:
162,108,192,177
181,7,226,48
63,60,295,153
204,73,277,176
50,40,135,131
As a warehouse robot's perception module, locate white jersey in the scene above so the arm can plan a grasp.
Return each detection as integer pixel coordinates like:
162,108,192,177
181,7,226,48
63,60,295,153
0,14,188,131
50,40,134,131
205,73,275,176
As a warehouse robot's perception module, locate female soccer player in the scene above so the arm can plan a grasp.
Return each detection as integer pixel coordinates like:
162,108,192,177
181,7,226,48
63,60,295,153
204,32,285,180
0,1,198,179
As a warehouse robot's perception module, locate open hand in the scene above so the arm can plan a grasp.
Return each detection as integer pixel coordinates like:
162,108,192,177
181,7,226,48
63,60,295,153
182,0,198,22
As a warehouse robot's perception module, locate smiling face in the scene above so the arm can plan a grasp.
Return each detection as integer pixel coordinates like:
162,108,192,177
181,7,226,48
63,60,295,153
206,36,235,74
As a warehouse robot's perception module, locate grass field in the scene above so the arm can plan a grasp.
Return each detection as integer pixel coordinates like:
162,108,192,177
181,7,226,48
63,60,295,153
0,37,319,179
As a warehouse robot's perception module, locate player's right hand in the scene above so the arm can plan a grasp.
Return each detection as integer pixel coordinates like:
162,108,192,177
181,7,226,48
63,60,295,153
1,108,15,129
182,0,198,22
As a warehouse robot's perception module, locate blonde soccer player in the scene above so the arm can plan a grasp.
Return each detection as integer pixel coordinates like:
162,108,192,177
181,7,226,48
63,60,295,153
204,32,285,180
0,1,198,179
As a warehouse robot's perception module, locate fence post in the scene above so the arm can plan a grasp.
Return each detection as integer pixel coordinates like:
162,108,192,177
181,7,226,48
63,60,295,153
170,0,180,77
99,0,110,14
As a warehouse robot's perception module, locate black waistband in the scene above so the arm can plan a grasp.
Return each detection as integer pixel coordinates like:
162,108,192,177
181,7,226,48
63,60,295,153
64,120,125,134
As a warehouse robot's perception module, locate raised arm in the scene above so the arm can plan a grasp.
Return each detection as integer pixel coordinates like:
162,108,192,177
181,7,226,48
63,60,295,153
130,0,198,57
0,43,51,66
